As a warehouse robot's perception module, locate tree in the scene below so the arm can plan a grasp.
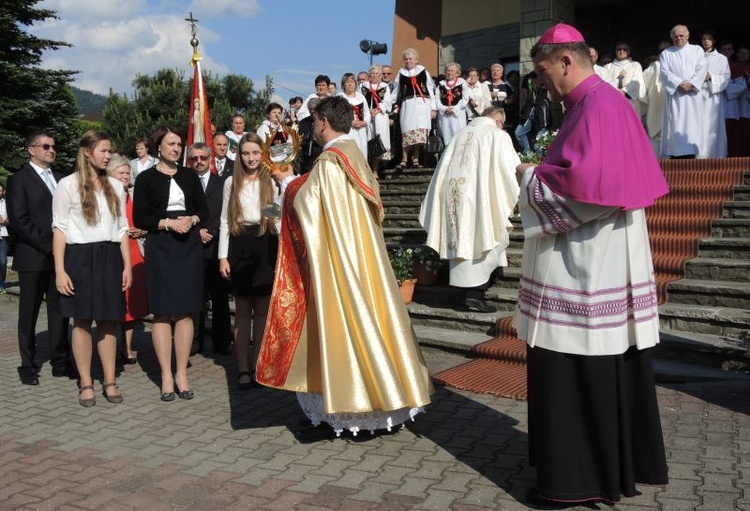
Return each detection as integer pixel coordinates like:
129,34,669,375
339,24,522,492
0,1,80,173
104,69,268,157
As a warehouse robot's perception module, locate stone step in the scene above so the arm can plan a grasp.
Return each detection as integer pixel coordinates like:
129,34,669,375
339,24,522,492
383,227,426,244
413,325,493,353
413,284,519,312
665,278,750,309
380,191,426,203
380,167,436,179
414,318,750,377
383,201,424,215
654,329,750,373
723,201,750,218
698,237,750,259
383,215,423,229
683,257,750,282
406,302,501,335
732,185,750,201
659,301,750,339
711,218,750,238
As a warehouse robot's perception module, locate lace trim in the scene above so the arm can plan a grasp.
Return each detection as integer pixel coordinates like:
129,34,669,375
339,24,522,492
296,392,424,437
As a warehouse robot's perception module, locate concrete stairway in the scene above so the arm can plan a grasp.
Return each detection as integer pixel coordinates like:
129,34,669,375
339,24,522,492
379,165,750,374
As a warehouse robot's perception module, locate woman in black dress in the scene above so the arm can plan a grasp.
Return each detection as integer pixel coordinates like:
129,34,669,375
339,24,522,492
218,133,278,390
133,126,208,401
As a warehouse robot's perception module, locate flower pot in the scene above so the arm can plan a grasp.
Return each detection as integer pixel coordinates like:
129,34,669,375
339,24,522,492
399,279,417,304
412,262,438,285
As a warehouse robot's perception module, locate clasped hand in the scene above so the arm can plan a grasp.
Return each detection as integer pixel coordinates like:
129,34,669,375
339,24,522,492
169,216,193,234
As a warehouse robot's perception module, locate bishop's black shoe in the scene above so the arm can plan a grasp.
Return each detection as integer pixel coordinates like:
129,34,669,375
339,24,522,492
464,296,497,313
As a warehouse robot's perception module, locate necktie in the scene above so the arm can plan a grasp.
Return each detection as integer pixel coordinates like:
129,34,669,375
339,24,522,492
42,170,56,194
217,159,223,174
201,175,207,192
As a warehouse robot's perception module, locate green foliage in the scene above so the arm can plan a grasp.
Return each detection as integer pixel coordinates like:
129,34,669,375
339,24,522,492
388,247,415,285
71,86,107,115
104,68,268,158
411,246,441,275
0,165,10,185
0,0,80,173
518,129,558,165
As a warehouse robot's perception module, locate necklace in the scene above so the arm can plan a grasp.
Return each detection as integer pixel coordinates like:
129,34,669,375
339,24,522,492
157,163,177,176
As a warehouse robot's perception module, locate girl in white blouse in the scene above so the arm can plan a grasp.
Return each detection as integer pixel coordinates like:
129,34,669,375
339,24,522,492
219,133,279,390
52,130,132,406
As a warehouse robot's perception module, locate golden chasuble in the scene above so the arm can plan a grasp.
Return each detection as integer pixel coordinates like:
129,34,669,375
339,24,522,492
257,139,432,414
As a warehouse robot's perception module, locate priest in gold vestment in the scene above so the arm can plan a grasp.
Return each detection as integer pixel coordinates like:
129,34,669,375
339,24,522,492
256,96,433,438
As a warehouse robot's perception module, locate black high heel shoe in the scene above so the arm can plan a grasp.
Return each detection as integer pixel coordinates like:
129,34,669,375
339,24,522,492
175,387,194,400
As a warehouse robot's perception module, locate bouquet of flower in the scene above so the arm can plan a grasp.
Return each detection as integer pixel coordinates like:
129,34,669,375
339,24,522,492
519,129,558,164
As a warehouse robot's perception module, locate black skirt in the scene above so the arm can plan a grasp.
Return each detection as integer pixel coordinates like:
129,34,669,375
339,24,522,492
144,228,204,315
227,225,278,297
527,345,668,503
60,242,125,321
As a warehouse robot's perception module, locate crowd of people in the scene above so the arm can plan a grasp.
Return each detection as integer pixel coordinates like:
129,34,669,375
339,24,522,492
6,19,750,507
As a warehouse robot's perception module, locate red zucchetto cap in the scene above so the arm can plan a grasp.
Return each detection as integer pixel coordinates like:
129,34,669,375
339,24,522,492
538,23,586,44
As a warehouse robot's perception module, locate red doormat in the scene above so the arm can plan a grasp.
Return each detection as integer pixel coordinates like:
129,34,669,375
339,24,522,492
432,158,750,400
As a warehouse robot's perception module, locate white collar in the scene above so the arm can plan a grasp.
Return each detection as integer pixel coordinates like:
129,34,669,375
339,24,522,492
323,134,349,150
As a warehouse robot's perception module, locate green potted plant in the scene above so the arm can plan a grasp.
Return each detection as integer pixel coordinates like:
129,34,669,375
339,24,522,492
411,246,441,285
388,247,417,304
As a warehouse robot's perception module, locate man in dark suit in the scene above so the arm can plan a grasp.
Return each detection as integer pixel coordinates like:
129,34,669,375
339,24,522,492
189,142,232,355
213,133,233,178
6,132,72,385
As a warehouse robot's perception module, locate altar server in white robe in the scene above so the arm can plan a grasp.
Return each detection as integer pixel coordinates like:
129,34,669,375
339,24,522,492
660,24,708,158
419,106,519,313
465,67,492,121
589,47,606,77
602,42,647,114
698,32,731,158
642,42,671,154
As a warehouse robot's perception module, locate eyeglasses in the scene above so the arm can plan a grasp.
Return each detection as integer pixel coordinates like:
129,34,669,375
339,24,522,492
32,143,55,150
189,155,209,162
616,47,629,52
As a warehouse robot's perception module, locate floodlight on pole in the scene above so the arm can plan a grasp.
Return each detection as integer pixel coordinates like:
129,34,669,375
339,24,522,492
359,39,388,66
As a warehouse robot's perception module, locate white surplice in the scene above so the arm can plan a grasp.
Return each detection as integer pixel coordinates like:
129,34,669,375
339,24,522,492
699,50,731,158
642,60,664,154
513,170,660,356
465,80,492,121
602,58,646,114
660,44,707,157
419,117,520,287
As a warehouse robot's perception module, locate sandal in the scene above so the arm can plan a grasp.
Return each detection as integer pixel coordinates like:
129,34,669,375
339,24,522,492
78,385,96,407
237,371,254,391
396,159,408,170
102,382,123,404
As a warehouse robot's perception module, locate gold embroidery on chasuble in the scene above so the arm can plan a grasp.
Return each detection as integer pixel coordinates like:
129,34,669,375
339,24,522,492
447,177,466,251
256,174,310,387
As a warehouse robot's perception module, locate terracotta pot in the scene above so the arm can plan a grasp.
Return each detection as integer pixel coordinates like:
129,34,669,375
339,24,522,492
399,279,417,304
412,262,438,285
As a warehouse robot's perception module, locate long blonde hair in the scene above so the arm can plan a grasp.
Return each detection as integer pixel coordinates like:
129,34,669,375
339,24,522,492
76,130,121,225
227,133,276,236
